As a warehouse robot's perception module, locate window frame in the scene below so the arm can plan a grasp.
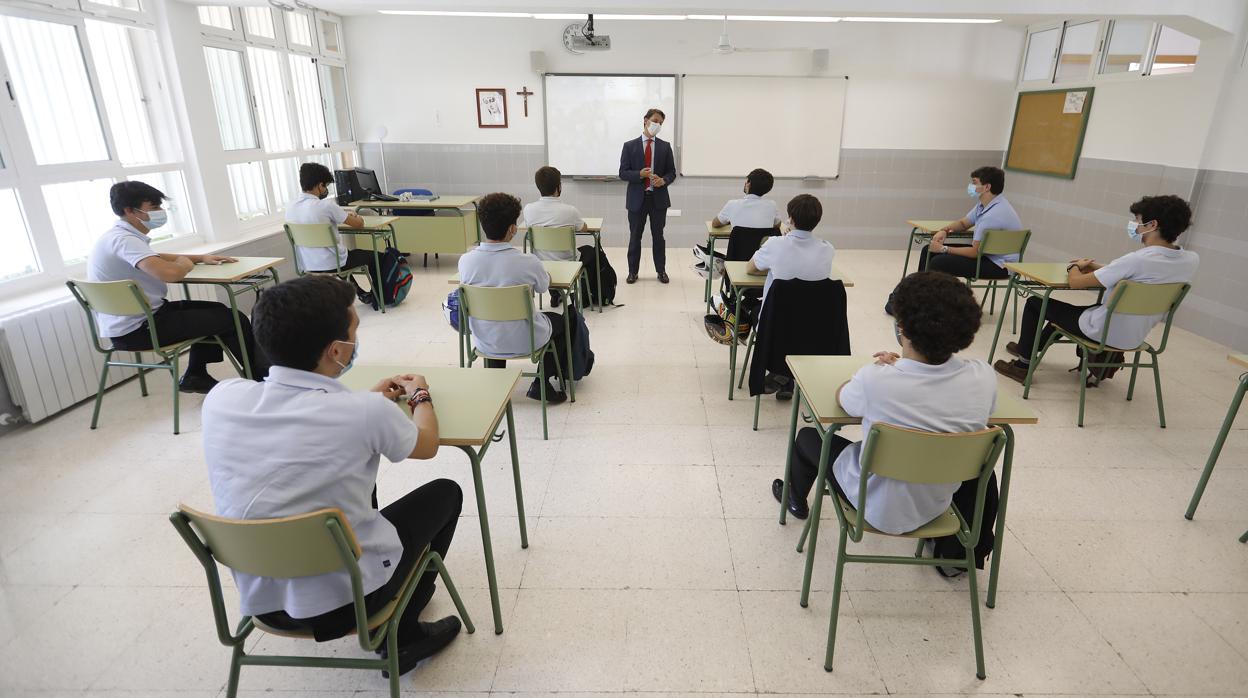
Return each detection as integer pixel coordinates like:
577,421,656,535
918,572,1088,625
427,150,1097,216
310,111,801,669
1018,21,1063,86
315,11,344,60
282,7,319,56
1144,24,1201,76
1018,17,1203,88
78,0,148,24
1052,19,1101,85
196,4,243,42
240,6,281,49
1096,19,1155,79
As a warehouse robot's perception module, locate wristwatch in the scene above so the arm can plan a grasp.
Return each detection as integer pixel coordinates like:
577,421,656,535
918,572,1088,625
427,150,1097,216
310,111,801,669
406,388,432,410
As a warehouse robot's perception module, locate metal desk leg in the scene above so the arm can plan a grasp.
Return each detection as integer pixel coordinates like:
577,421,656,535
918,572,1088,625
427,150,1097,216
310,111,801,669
799,423,837,608
704,233,716,314
986,424,1015,609
1185,373,1247,520
987,275,1018,363
779,385,802,525
504,402,529,549
458,444,503,634
222,284,253,379
1022,290,1052,399
563,280,576,402
900,227,920,281
729,285,742,400
594,231,603,312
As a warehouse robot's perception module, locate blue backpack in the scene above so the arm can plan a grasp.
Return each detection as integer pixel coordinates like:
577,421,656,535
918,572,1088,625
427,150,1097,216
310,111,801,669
373,247,412,309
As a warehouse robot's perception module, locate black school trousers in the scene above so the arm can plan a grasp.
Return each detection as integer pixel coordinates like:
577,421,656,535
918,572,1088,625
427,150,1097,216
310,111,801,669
483,309,570,381
109,299,269,379
313,249,381,288
1015,297,1095,363
917,244,1010,280
626,192,667,275
256,478,463,644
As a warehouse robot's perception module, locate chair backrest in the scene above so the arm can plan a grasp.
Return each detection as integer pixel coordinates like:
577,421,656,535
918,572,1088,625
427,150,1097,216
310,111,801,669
978,229,1031,257
177,504,360,579
529,225,577,254
1105,280,1189,316
459,284,535,322
862,423,1005,484
726,225,779,262
66,278,151,318
284,222,338,249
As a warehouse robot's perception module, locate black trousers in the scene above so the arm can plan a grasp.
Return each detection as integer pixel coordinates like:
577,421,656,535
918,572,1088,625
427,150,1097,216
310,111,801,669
313,249,381,286
110,299,269,379
256,478,463,644
917,244,1009,280
1016,297,1095,362
626,192,667,275
483,309,570,380
789,427,999,569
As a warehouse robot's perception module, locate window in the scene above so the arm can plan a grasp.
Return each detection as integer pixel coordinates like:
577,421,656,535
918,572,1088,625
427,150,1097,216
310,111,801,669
247,47,296,153
268,157,301,213
84,0,142,10
198,6,234,31
285,10,314,50
1100,20,1152,75
129,170,193,241
0,189,40,282
1056,21,1099,82
320,63,353,143
289,56,328,149
43,179,117,266
242,7,276,42
227,161,268,220
86,21,182,166
319,15,342,56
0,15,109,165
1021,26,1060,82
204,47,258,151
1150,25,1200,75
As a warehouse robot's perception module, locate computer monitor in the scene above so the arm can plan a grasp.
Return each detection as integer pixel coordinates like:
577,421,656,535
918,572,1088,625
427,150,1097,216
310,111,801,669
333,169,360,206
355,168,381,197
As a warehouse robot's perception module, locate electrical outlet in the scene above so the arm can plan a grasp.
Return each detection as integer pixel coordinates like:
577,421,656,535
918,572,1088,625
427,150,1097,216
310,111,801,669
669,209,681,216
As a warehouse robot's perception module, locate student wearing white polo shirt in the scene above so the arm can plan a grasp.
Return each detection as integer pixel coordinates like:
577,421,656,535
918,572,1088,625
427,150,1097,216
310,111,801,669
202,275,463,677
774,271,1000,576
995,194,1200,384
920,165,1024,279
87,181,267,393
285,163,374,304
520,166,586,307
459,192,572,404
694,168,781,272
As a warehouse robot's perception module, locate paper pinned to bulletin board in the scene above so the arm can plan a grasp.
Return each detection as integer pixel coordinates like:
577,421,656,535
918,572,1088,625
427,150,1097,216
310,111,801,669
1005,87,1095,179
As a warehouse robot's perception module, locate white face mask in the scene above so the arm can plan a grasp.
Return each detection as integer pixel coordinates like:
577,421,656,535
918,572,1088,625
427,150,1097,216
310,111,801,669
1127,220,1142,242
967,183,980,198
646,121,662,137
141,209,168,230
332,339,358,376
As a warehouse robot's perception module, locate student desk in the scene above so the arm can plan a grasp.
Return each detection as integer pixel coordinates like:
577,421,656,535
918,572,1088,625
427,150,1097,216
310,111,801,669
448,260,585,402
901,219,974,280
720,260,854,401
703,221,733,313
1186,354,1248,543
987,262,1104,397
340,364,526,634
180,256,282,379
352,196,482,257
779,355,1038,610
520,218,604,313
339,216,398,314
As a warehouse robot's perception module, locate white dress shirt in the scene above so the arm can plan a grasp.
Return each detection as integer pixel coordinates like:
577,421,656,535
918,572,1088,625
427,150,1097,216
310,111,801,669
716,194,781,229
1081,245,1200,350
457,241,553,358
86,220,165,337
285,192,351,271
965,196,1024,266
202,366,418,618
749,229,837,303
520,196,584,262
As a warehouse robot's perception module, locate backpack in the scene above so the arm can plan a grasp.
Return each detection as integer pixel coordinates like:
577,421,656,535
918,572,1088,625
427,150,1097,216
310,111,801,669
374,247,413,309
442,290,460,331
1071,345,1126,387
578,245,618,306
569,304,595,380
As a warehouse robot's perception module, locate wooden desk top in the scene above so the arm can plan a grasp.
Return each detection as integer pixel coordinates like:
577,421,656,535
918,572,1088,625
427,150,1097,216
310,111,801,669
182,257,283,283
339,365,522,447
448,260,583,289
583,218,603,232
1230,354,1248,370
342,216,399,231
722,260,854,288
706,220,734,237
786,355,1038,426
906,219,974,235
350,196,480,209
1005,262,1073,288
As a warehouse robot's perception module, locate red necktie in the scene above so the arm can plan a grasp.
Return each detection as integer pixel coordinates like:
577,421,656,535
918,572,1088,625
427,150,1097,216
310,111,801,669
644,139,653,189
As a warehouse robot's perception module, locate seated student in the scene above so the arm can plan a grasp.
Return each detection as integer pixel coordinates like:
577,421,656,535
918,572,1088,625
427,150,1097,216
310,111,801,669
694,168,782,274
520,165,587,306
202,275,463,676
773,271,999,576
995,194,1199,384
87,181,268,393
285,162,374,305
459,192,573,404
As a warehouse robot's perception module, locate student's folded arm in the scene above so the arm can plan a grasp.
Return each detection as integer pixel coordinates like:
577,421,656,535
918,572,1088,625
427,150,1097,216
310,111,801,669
947,239,980,258
343,212,365,228
137,255,193,282
711,216,728,228
836,376,866,417
407,404,440,460
746,258,766,276
1067,267,1104,290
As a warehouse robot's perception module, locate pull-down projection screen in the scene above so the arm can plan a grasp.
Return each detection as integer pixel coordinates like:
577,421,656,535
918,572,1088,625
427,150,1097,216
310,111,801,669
544,73,677,178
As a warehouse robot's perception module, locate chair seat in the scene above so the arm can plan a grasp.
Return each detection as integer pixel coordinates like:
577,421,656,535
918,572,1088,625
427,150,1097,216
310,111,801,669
111,336,211,357
835,494,962,538
1060,329,1148,355
251,547,427,639
308,265,369,277
473,351,538,362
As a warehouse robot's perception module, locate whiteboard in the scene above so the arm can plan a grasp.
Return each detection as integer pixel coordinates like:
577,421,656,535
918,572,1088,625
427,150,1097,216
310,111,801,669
680,75,847,178
544,74,677,177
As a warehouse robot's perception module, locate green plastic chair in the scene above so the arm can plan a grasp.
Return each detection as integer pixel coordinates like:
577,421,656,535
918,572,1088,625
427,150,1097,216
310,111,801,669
526,225,594,311
284,223,383,313
457,284,566,440
66,279,238,435
808,423,1006,679
1027,280,1190,427
926,229,1031,332
170,504,474,698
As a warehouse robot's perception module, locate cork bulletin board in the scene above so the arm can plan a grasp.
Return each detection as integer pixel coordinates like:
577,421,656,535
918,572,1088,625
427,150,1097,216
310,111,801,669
1004,87,1095,179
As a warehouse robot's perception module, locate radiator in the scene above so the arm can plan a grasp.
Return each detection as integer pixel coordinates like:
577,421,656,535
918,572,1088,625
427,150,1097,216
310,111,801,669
0,284,218,424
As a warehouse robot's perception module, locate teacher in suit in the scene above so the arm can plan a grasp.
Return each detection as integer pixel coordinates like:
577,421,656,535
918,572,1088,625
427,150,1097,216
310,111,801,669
619,108,677,284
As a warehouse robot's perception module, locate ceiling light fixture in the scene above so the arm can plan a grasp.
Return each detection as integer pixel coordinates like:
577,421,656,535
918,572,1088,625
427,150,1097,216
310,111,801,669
842,17,1001,24
378,10,532,18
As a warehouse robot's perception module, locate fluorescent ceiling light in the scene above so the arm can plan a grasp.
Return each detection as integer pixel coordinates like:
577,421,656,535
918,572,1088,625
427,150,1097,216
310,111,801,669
378,10,531,17
842,17,1001,24
533,14,586,19
592,14,686,20
688,14,840,22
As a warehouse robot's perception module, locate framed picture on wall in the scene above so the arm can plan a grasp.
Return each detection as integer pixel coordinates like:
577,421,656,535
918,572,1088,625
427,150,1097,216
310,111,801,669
476,88,508,128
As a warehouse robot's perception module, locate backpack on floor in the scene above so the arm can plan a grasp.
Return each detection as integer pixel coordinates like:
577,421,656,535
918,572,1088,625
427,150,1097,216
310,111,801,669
442,290,460,331
1071,346,1126,387
578,244,618,306
375,247,413,309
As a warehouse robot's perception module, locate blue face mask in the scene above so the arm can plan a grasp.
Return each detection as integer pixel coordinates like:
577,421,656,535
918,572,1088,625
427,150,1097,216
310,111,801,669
894,323,903,346
967,183,979,198
1127,220,1142,242
333,339,358,376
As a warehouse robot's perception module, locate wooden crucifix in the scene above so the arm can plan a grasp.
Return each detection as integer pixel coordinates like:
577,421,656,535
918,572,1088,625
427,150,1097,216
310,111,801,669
516,86,535,117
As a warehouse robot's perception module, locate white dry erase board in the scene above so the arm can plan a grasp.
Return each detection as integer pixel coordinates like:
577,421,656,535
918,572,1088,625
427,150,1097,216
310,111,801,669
679,75,847,178
544,73,677,178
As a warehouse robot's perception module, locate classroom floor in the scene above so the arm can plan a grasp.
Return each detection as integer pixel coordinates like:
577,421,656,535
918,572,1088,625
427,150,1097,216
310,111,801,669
1,248,1247,697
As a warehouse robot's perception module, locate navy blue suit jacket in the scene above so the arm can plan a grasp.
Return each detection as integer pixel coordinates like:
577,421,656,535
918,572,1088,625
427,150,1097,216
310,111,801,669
618,136,676,212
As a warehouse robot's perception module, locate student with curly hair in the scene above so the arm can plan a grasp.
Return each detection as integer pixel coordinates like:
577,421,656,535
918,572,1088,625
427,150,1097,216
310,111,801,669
995,194,1200,384
773,271,999,575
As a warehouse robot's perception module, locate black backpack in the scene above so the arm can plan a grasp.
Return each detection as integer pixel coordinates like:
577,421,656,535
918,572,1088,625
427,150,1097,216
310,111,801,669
578,245,617,306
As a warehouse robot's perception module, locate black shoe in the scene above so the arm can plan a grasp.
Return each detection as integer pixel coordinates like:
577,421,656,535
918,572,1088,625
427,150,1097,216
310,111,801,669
762,373,789,395
1005,341,1024,358
178,373,218,394
526,379,568,404
771,478,809,520
657,272,670,284
994,359,1029,385
357,289,377,310
776,386,794,401
550,290,563,308
626,273,638,284
379,616,462,678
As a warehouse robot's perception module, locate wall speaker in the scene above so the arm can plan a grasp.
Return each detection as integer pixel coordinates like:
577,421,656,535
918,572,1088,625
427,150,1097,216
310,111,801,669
530,50,548,74
810,48,829,74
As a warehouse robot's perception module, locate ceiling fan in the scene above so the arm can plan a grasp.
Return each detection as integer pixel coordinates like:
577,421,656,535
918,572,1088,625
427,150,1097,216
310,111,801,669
702,15,803,55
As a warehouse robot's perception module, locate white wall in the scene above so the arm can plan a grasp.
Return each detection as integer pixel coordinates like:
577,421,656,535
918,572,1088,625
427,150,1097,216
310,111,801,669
1199,22,1248,173
343,15,1024,151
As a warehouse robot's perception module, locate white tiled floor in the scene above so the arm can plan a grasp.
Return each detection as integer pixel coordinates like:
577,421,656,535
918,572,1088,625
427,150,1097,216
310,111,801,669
2,247,1246,697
